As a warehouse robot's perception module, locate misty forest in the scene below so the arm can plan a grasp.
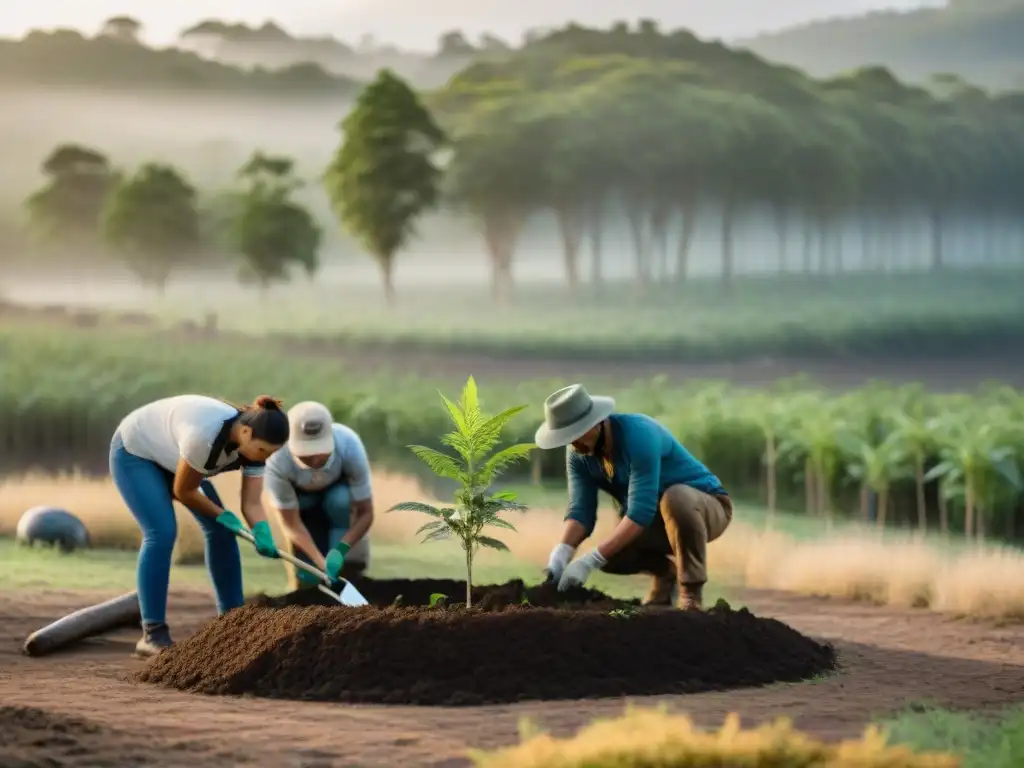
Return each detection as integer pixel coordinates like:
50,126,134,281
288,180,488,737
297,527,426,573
1,11,1024,308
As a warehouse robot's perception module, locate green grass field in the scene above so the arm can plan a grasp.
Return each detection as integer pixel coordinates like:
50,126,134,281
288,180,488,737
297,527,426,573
881,706,1024,768
71,269,1024,359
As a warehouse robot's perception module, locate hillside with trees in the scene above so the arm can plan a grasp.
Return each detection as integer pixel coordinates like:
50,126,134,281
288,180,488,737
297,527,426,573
743,0,1024,90
0,21,360,96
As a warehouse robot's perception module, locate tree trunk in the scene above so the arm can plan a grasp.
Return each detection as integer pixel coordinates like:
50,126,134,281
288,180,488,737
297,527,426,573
587,197,605,290
465,546,474,608
720,196,736,289
929,205,944,271
964,479,974,541
675,194,697,283
860,483,870,522
649,203,671,281
914,452,927,538
876,487,889,531
773,202,788,272
815,460,830,528
804,460,816,517
765,434,777,527
482,210,523,306
555,204,584,296
938,482,949,536
623,192,649,291
378,254,396,304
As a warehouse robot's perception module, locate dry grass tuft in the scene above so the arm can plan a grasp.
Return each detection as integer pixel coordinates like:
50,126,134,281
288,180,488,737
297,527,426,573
3,472,1024,620
471,706,959,767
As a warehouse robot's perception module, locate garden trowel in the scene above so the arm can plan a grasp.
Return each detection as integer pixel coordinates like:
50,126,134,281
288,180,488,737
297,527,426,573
234,529,369,607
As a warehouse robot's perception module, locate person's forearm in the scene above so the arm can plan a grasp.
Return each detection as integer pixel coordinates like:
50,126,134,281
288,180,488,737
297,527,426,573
596,517,644,560
240,499,270,529
176,489,224,520
284,523,328,570
341,502,373,547
560,519,589,548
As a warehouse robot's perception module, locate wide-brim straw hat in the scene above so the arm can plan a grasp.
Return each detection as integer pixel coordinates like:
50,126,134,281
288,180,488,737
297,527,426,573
534,384,616,450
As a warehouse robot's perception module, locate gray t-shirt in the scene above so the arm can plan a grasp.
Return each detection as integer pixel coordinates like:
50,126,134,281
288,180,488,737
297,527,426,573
264,423,372,509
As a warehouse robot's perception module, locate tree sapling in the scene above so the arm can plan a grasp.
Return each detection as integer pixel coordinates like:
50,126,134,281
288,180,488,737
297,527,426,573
387,376,535,607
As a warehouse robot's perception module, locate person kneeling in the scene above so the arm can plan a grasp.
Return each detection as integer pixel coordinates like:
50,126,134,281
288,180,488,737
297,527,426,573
535,384,733,610
264,401,374,589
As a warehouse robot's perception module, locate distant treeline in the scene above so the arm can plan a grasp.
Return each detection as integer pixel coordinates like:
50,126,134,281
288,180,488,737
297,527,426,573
5,21,1024,301
744,0,1024,89
426,22,1024,294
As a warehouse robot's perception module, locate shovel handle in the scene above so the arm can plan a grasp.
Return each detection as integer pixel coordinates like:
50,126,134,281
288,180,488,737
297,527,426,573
234,527,345,603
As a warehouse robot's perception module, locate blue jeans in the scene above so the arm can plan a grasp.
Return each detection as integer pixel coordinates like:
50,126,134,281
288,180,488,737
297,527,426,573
296,482,351,553
109,431,244,625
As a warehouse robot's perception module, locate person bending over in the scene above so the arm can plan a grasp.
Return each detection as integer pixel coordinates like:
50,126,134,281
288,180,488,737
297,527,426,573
535,384,733,610
110,394,290,657
263,400,374,589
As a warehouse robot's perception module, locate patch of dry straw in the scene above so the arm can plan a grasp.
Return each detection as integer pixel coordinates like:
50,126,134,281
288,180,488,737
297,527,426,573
2,471,1023,620
471,706,958,767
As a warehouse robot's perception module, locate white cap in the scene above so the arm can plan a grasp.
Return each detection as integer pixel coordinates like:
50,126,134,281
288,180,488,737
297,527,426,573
287,401,335,458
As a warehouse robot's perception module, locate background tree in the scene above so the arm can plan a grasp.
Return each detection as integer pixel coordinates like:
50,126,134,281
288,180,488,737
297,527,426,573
324,69,445,303
25,144,117,244
100,16,142,43
232,152,321,290
101,163,200,291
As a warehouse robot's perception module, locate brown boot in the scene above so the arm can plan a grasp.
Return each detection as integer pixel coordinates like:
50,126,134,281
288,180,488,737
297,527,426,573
643,572,675,606
678,582,703,611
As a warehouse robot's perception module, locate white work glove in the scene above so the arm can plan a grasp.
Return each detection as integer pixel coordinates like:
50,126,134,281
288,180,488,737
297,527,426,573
558,549,607,591
545,543,576,584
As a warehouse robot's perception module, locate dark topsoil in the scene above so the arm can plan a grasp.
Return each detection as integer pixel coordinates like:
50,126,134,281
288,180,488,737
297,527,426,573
136,577,836,706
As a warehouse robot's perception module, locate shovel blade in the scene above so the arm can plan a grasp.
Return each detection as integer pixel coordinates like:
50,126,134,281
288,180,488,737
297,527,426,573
339,580,370,607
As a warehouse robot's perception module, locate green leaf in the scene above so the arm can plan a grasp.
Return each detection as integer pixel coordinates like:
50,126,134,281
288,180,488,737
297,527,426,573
486,518,518,532
480,443,536,481
388,501,444,516
423,527,452,543
923,460,956,483
415,520,448,537
477,536,509,551
407,445,466,481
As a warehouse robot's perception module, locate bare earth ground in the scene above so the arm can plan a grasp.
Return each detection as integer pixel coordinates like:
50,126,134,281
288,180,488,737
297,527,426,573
2,589,1024,767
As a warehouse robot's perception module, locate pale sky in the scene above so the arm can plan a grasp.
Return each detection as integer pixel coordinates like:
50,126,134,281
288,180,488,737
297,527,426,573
0,0,939,50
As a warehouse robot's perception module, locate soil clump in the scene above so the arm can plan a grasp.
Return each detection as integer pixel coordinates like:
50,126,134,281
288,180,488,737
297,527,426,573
139,577,836,706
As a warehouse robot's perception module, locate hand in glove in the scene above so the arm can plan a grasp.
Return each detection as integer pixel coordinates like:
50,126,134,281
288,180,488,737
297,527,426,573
250,520,279,558
297,567,321,586
325,541,351,582
545,543,576,584
215,510,245,534
557,549,607,591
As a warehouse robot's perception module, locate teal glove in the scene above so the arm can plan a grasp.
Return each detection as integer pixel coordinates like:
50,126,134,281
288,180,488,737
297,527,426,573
251,520,279,559
215,510,245,534
325,541,351,582
297,568,320,586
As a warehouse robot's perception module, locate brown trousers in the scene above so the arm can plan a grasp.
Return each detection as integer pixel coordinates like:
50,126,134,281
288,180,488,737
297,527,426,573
600,485,733,587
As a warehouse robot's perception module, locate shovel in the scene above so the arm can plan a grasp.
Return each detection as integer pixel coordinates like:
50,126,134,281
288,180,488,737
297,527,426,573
235,528,369,607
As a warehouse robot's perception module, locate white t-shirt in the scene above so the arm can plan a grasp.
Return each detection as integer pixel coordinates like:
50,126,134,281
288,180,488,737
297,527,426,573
264,423,372,508
118,395,265,478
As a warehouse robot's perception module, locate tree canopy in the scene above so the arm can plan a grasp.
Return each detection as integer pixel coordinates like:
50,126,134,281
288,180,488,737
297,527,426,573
101,162,201,290
324,69,446,303
422,21,1024,295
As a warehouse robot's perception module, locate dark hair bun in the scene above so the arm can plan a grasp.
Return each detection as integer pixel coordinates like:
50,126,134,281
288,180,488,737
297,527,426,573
253,395,283,411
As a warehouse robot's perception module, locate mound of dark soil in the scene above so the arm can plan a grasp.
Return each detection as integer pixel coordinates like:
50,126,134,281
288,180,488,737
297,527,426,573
249,576,633,611
140,578,836,706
